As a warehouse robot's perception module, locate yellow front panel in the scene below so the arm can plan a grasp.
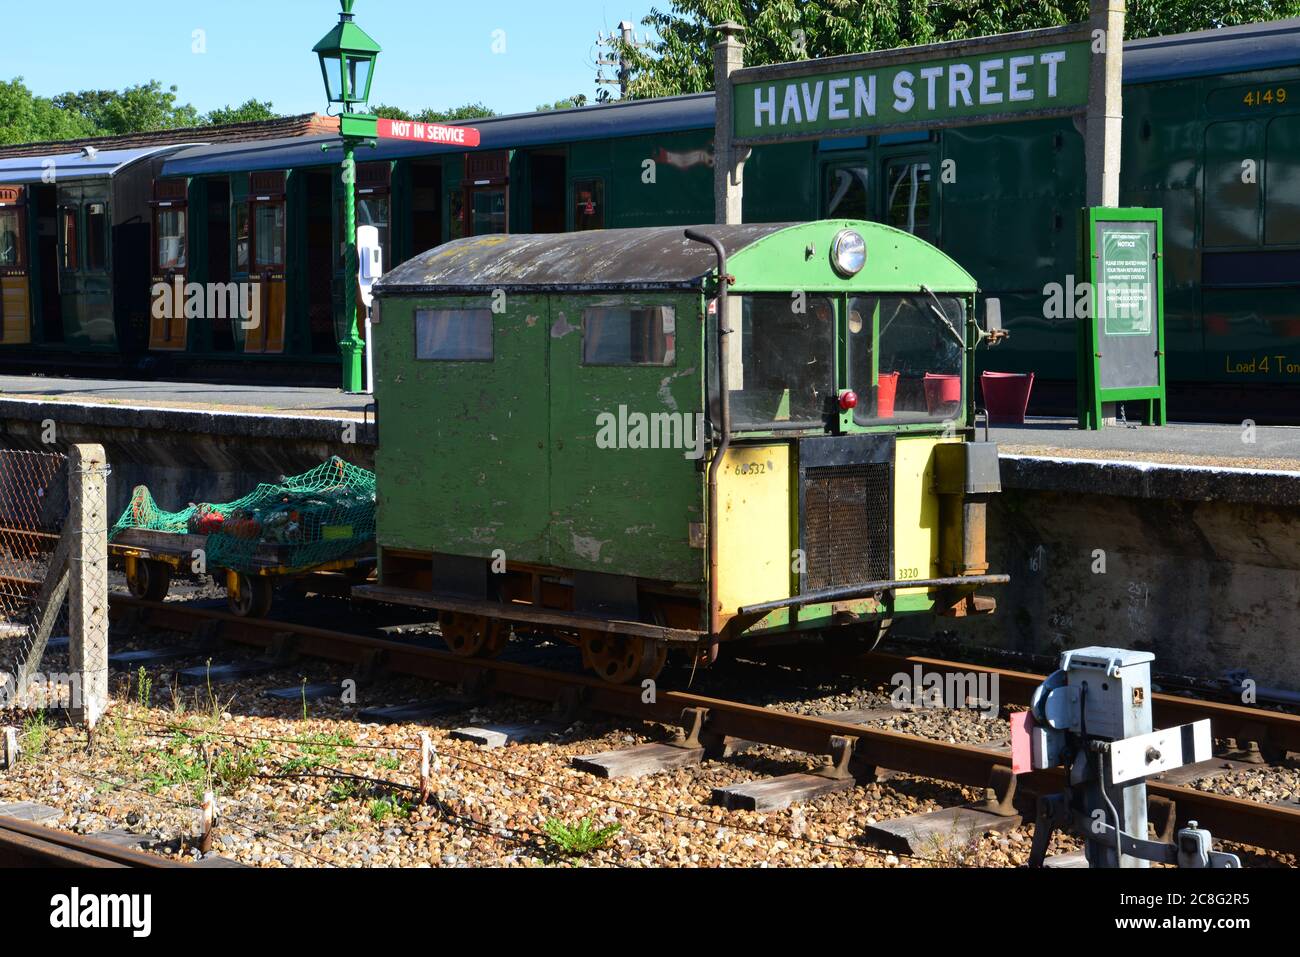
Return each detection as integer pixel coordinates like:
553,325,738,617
893,436,958,599
1,277,31,344
716,443,792,624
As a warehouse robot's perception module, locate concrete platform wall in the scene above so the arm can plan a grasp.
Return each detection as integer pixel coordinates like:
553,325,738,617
0,400,374,519
943,457,1300,692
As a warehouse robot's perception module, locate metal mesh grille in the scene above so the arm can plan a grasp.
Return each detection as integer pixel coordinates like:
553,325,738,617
802,463,891,592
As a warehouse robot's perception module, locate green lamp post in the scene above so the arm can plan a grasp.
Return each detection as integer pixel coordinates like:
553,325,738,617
314,0,381,393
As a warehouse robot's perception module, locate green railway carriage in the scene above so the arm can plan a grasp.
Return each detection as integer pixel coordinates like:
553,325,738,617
359,220,1006,683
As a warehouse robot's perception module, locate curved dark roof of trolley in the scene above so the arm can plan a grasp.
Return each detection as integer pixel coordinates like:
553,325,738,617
158,16,1300,178
374,223,791,294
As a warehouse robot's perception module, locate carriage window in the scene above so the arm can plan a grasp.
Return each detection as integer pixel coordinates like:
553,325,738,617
469,189,507,236
253,202,285,269
234,203,250,271
727,294,835,430
0,209,21,267
59,207,79,270
847,294,964,425
357,195,390,261
156,208,187,270
824,163,869,218
574,179,605,231
415,308,493,360
85,203,108,271
448,190,465,241
582,306,674,366
884,160,932,241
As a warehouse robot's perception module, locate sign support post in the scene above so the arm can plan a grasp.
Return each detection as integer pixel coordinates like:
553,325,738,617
1085,0,1125,207
713,21,746,225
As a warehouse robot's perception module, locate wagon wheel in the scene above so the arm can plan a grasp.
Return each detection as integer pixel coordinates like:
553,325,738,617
126,558,171,602
580,631,667,685
439,612,509,658
227,573,274,618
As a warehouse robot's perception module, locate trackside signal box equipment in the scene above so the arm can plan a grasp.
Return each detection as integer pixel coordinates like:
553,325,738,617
1014,646,1240,868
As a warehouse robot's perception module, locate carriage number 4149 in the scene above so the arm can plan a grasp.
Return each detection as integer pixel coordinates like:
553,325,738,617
1243,87,1288,107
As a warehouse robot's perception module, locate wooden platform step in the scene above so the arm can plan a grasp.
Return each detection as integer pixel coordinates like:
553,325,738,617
712,772,855,812
449,722,559,749
865,805,1022,856
177,659,277,686
0,801,61,824
572,742,703,779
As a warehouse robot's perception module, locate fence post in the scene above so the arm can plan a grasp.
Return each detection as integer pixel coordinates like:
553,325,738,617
68,444,109,730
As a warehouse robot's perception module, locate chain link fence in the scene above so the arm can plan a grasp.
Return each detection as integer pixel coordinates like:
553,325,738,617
0,447,108,726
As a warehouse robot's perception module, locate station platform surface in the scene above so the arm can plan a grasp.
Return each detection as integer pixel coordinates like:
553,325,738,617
991,417,1300,471
0,374,372,417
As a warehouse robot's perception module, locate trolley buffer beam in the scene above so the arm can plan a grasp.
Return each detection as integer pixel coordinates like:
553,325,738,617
739,574,1010,616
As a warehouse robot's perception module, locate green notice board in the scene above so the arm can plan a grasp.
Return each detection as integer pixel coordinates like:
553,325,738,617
1077,207,1167,430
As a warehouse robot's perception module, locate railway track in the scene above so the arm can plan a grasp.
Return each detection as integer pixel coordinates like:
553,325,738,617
0,814,182,868
105,594,1300,859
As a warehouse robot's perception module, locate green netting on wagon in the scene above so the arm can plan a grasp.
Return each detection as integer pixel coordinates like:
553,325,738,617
110,457,375,574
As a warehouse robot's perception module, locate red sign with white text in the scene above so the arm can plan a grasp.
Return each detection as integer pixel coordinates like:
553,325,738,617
376,118,481,148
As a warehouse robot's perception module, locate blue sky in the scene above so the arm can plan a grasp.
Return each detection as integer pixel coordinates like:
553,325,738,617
7,0,658,117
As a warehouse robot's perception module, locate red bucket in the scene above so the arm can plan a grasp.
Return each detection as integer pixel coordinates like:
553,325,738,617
923,373,961,415
981,371,1035,425
876,371,899,418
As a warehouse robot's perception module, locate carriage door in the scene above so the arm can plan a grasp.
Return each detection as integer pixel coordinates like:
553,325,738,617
462,151,509,236
148,178,189,350
57,184,115,348
879,145,937,243
244,171,287,353
0,185,32,344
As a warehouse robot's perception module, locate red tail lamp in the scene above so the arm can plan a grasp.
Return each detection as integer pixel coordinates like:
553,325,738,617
838,390,858,411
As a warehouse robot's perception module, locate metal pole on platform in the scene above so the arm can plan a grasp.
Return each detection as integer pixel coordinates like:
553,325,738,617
340,140,365,394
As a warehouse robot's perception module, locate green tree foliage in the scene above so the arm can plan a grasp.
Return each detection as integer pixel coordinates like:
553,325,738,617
536,94,589,111
204,99,279,126
372,102,497,122
614,0,1300,98
0,78,96,145
1,78,286,145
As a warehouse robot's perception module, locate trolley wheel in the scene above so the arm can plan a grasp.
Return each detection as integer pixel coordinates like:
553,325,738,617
439,612,509,658
227,573,274,618
580,631,667,685
126,558,171,602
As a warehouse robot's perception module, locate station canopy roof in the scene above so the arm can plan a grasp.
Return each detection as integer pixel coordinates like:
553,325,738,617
0,145,196,184
375,223,790,294
160,93,715,177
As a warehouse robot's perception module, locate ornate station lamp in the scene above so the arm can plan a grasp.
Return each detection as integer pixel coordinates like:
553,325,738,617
314,0,381,393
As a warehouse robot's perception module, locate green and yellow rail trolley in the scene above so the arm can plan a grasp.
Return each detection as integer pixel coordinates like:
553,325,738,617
357,220,1008,682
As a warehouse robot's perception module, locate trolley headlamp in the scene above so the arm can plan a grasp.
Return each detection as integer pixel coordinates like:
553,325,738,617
830,229,866,278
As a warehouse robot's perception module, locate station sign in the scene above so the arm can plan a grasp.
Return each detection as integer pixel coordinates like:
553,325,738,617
731,26,1091,145
376,118,481,148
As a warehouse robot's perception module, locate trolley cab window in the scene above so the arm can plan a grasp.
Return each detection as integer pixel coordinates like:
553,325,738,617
725,294,836,430
155,208,187,271
582,305,675,366
415,308,493,361
847,293,965,425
